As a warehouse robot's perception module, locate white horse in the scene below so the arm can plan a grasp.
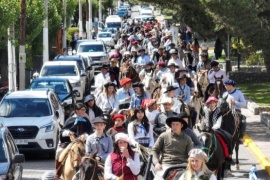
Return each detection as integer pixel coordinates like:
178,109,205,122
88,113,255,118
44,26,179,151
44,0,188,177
197,72,209,94
142,71,157,95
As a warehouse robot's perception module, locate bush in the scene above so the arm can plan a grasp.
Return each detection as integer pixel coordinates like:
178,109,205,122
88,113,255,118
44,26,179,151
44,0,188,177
246,52,264,66
67,27,79,42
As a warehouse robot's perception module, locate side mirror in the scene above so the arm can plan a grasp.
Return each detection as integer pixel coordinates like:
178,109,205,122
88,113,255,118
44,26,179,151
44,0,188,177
13,154,25,163
73,90,80,97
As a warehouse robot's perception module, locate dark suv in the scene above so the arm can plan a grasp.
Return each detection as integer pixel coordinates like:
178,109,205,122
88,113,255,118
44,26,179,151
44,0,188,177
0,124,25,180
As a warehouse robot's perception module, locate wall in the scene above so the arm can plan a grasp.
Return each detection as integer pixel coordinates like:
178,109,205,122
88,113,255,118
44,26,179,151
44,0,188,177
228,71,270,83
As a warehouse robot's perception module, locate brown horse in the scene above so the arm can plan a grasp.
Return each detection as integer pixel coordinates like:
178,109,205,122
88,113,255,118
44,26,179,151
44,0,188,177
120,61,140,83
78,155,104,180
59,139,85,180
209,75,226,99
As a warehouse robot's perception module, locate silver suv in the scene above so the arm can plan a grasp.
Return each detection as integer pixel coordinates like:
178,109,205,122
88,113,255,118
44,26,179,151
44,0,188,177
76,39,110,74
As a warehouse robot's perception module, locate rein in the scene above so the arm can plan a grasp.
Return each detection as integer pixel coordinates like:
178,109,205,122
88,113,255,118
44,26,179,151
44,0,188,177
201,132,217,161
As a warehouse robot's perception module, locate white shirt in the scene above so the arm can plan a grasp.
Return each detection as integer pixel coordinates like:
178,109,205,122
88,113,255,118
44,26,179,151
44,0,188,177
96,93,119,113
145,109,159,124
208,68,228,84
127,121,155,147
167,58,185,69
95,72,109,89
104,153,140,180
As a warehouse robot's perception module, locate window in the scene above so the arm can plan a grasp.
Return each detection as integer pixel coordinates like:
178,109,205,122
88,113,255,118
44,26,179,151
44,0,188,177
98,33,111,38
0,138,8,162
41,65,78,76
79,44,104,52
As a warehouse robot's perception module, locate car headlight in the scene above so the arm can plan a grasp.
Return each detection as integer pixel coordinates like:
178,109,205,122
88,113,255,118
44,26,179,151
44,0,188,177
41,122,55,132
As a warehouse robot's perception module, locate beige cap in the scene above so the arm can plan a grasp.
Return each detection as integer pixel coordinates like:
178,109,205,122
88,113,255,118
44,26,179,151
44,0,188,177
189,149,208,162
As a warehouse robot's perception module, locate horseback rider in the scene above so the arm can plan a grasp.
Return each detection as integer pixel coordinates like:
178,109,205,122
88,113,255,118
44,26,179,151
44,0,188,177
196,52,211,74
156,61,168,81
117,78,135,110
153,97,178,135
94,63,110,90
175,74,191,104
84,95,103,126
104,133,140,180
129,82,150,109
204,60,228,102
144,99,159,124
55,103,93,180
152,115,193,179
179,149,217,180
203,96,234,176
224,79,247,142
178,67,195,94
160,62,179,93
167,48,185,69
85,117,113,163
139,61,155,81
160,86,181,113
137,47,151,69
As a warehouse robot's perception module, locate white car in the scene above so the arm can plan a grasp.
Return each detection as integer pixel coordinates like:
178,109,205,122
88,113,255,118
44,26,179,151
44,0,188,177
0,90,65,156
39,61,86,101
76,40,110,74
97,32,115,48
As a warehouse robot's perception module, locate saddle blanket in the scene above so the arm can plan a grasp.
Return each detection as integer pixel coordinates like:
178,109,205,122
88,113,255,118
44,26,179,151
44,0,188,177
215,133,229,158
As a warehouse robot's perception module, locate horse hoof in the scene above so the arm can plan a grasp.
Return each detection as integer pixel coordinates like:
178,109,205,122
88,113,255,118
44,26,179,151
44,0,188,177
235,164,240,170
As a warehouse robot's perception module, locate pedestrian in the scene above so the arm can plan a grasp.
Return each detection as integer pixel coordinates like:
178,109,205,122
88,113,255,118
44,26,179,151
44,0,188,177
214,38,223,60
179,149,217,180
249,164,258,180
104,133,140,180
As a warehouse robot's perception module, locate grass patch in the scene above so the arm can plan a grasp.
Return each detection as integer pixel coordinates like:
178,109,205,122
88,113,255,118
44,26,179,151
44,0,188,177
237,83,270,106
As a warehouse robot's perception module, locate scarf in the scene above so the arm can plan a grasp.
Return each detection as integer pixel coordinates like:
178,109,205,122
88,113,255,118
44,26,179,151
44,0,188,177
74,116,87,125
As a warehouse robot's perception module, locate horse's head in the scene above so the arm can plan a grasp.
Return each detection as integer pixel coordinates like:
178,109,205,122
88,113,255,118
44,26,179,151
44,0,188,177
214,75,223,86
79,153,99,180
70,140,85,171
199,132,214,159
217,97,230,115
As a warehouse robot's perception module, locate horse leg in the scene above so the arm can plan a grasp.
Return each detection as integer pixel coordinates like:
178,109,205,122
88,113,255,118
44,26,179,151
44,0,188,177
235,140,240,170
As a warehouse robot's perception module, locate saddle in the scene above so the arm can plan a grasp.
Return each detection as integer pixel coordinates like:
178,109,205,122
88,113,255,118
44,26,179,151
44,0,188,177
215,132,229,158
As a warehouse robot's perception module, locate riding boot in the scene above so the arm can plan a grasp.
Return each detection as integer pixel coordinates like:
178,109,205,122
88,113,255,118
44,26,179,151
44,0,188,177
55,160,62,180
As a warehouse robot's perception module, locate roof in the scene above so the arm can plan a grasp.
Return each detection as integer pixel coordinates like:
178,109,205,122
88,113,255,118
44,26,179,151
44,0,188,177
79,40,104,45
31,77,68,82
43,61,78,66
54,55,83,60
4,90,51,99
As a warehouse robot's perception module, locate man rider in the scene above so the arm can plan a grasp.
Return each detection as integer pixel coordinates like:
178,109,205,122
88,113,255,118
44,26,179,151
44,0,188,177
94,64,110,89
224,79,247,142
153,97,178,135
152,115,193,179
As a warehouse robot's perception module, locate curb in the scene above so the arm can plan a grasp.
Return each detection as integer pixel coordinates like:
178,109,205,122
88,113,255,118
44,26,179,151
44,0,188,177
243,134,270,176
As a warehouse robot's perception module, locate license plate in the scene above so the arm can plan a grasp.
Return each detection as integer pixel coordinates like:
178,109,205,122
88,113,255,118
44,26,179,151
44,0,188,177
14,139,28,145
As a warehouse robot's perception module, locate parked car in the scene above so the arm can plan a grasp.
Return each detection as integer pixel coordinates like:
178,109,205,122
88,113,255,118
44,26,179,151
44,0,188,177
53,55,94,92
29,77,77,119
76,40,110,74
96,32,115,48
39,61,86,101
120,6,131,17
0,124,25,180
0,89,65,156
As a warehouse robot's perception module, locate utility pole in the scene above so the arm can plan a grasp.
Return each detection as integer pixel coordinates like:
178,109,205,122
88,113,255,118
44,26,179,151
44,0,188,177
86,0,89,39
8,24,17,92
78,0,83,39
19,0,26,90
43,0,49,63
62,0,67,51
99,0,102,22
89,0,92,39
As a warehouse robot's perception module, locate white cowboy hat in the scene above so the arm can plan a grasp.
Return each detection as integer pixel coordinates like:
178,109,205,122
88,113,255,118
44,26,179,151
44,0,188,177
115,133,131,144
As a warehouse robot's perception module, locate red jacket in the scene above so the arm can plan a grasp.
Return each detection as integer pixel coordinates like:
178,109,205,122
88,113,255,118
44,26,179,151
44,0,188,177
110,151,137,180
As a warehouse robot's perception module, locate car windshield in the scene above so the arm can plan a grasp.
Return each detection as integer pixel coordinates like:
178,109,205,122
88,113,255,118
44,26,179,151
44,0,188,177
55,59,84,70
0,139,8,163
0,98,52,117
30,81,69,94
98,33,111,38
78,44,104,52
41,65,78,76
118,9,127,12
106,22,121,28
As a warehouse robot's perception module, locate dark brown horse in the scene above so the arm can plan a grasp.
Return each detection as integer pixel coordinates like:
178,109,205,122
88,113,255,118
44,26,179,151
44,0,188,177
120,61,140,83
218,96,241,170
209,75,226,99
199,131,225,180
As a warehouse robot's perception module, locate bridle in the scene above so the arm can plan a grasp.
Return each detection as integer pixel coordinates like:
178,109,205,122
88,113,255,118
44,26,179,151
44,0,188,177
200,132,217,161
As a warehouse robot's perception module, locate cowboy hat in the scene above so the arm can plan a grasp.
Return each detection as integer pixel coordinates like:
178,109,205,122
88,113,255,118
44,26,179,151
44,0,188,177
165,115,188,130
104,82,117,88
167,62,179,68
164,85,178,93
160,97,173,104
210,60,219,67
177,74,187,80
132,82,144,88
169,49,178,55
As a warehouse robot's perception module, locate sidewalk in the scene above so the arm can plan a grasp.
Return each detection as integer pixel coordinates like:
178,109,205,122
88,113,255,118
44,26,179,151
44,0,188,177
242,107,270,177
